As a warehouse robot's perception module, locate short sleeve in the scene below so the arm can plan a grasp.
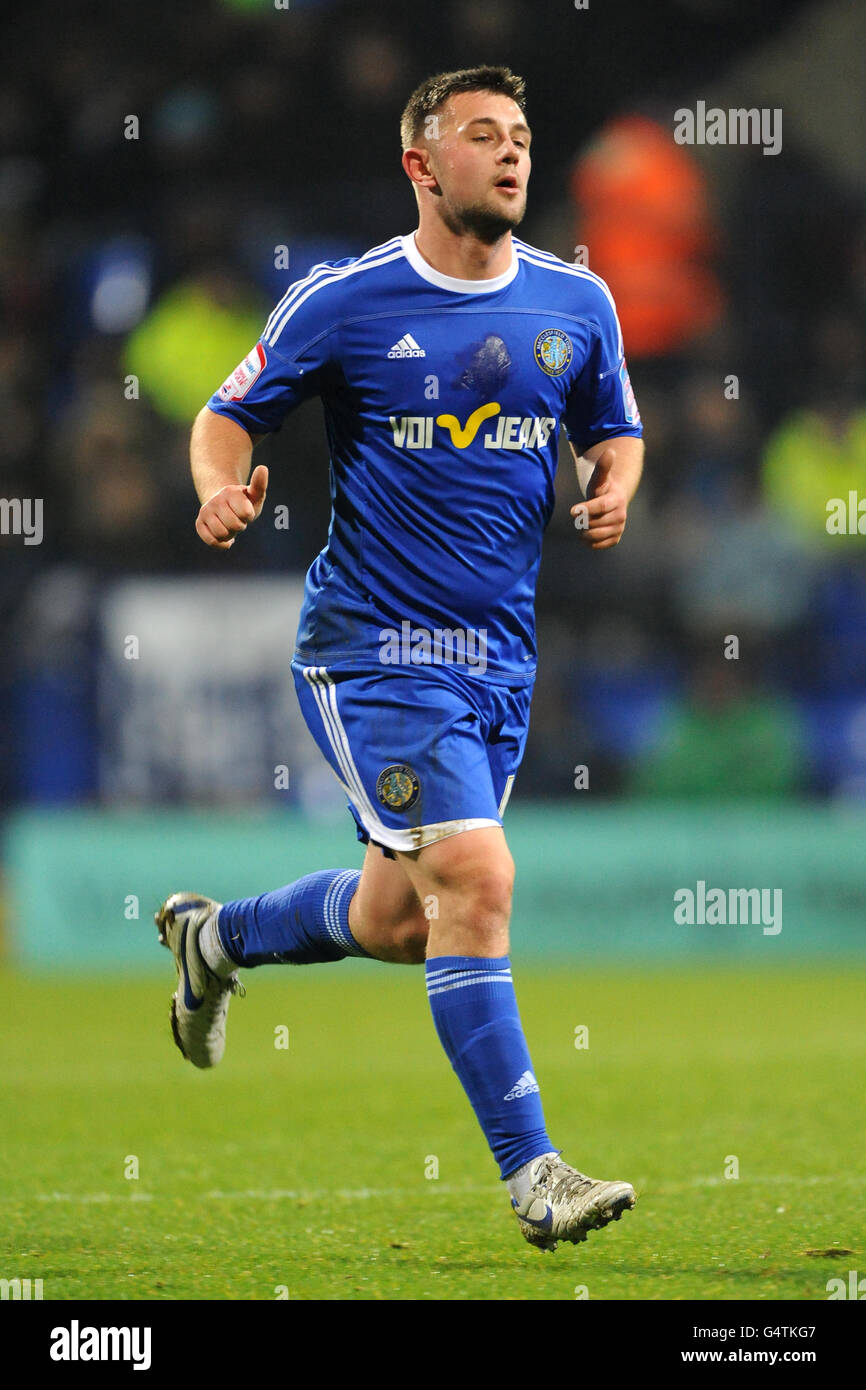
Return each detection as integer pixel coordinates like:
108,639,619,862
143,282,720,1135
205,262,348,434
561,279,642,452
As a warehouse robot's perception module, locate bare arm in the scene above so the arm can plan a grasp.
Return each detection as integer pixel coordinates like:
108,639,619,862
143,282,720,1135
569,435,644,550
191,406,268,550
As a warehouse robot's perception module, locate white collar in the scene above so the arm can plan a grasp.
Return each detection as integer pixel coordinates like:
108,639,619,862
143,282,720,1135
401,231,519,294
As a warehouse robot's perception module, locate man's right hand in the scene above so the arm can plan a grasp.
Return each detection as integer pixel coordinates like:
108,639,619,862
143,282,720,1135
195,464,269,550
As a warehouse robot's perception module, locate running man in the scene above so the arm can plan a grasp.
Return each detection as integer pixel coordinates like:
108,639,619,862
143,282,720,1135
157,65,644,1252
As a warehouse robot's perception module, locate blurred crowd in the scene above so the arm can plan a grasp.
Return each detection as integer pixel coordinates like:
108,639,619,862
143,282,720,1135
2,0,865,805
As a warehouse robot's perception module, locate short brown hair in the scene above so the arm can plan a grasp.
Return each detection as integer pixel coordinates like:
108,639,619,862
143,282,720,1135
400,66,527,150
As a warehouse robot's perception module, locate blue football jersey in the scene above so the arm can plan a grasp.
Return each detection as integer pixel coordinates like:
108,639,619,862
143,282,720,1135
208,233,642,682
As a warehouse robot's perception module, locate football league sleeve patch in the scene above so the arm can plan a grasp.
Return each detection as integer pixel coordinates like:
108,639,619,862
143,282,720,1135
217,344,267,404
206,271,341,434
207,338,318,435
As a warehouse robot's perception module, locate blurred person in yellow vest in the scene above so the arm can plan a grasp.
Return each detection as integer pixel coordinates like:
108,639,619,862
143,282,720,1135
762,395,866,547
762,311,866,546
125,265,263,425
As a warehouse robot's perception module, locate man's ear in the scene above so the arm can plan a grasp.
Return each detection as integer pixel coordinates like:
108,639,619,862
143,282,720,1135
402,146,437,192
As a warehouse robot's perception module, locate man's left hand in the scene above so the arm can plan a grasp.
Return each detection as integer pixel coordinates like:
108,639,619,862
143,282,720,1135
571,447,628,550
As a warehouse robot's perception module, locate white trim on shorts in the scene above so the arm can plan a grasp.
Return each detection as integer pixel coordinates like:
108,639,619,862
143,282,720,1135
498,774,516,818
301,665,502,853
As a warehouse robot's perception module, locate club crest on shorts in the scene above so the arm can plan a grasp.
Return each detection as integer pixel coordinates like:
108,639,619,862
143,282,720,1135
533,328,572,376
376,764,420,810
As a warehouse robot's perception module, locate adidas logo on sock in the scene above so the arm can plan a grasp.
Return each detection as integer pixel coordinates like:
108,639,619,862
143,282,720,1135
387,333,426,358
504,1069,540,1101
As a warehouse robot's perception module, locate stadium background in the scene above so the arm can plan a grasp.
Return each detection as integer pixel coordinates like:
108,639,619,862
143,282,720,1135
1,0,864,1303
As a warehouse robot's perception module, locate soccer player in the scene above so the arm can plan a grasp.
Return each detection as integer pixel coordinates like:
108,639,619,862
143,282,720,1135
157,66,644,1252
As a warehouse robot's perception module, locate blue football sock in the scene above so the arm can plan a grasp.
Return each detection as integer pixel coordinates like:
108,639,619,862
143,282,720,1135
426,955,555,1179
217,868,370,966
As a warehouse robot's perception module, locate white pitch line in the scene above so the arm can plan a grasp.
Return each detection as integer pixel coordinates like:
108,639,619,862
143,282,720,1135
31,1192,155,1204
8,1184,496,1206
6,1175,864,1207
205,1184,499,1201
688,1175,866,1187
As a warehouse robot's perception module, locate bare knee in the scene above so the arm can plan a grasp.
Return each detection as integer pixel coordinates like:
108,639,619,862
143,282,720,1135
429,849,513,915
415,835,515,955
445,869,513,932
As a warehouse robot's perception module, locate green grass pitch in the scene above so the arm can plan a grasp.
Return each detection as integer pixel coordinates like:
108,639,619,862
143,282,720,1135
1,963,863,1301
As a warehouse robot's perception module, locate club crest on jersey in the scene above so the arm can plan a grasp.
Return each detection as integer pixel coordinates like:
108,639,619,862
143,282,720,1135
219,344,266,402
533,328,572,377
376,764,420,811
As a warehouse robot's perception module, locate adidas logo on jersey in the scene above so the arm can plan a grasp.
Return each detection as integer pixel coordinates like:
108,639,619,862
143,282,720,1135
504,1070,540,1101
387,333,426,359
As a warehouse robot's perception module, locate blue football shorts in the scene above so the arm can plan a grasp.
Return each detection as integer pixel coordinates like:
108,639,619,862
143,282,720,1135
292,659,533,855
